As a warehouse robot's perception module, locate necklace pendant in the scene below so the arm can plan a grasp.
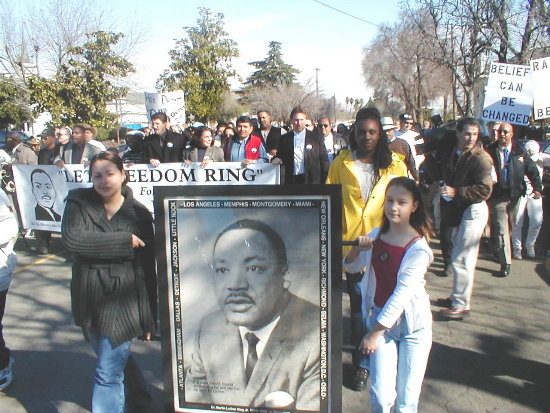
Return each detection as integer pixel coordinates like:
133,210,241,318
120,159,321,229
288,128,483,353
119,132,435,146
380,251,389,262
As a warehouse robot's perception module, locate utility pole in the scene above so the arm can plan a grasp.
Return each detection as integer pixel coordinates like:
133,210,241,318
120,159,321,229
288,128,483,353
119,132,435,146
315,68,320,97
333,93,336,124
34,45,40,77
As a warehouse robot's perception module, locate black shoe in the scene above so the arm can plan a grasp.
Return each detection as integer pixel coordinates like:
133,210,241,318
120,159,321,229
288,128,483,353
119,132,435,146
29,245,48,255
495,264,511,278
437,265,452,278
435,297,452,308
350,367,369,391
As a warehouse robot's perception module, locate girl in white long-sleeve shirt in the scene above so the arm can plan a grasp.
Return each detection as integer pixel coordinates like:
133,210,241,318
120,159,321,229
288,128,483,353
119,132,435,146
344,177,433,413
0,188,18,390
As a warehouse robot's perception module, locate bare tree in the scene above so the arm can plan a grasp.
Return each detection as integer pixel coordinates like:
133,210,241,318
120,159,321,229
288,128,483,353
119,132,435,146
0,0,143,82
484,0,549,64
404,0,550,116
362,14,452,121
243,80,338,124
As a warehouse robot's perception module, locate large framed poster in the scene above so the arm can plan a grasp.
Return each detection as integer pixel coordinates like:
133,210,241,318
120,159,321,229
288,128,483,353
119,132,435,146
154,185,342,413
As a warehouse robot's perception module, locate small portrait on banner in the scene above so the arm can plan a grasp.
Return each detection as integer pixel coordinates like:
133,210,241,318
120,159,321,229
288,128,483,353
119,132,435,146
31,168,62,222
11,165,68,231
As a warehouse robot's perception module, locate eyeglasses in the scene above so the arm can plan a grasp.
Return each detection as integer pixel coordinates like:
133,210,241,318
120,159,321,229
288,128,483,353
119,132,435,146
405,121,414,125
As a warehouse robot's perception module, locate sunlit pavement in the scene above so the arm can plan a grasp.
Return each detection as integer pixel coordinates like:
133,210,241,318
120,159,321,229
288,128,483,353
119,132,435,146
1,235,549,412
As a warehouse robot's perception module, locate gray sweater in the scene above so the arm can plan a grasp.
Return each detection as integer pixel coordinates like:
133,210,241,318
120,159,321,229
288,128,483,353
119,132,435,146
62,187,157,347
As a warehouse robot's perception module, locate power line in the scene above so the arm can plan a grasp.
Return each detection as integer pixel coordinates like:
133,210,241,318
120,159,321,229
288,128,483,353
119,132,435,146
312,0,379,27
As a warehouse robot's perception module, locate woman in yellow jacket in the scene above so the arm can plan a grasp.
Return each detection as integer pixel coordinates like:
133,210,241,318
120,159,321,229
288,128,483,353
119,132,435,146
326,107,407,391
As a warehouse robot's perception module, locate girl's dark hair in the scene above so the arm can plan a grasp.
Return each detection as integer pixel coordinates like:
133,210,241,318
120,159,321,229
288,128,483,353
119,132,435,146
348,106,392,179
89,151,129,185
380,177,434,241
192,126,214,147
223,126,236,138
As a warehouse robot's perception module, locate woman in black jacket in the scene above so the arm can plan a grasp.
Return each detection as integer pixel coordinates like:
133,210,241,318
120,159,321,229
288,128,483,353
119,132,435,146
62,151,156,413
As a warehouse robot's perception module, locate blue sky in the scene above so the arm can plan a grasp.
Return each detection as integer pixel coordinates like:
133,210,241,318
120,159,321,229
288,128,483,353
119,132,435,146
117,0,403,104
20,0,402,105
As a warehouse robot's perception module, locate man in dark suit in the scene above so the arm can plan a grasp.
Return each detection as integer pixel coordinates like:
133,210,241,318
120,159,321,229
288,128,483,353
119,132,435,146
54,125,102,167
272,107,330,185
319,116,348,163
4,133,38,166
256,110,282,156
487,122,542,277
144,112,188,166
185,219,320,410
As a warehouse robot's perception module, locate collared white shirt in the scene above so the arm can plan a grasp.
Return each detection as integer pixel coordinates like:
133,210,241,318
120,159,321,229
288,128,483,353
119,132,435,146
261,128,270,141
324,133,336,162
238,315,281,367
11,143,21,155
324,132,334,154
293,129,306,175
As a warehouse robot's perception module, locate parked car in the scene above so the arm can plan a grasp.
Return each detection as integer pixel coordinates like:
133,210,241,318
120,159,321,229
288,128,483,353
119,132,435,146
0,130,31,147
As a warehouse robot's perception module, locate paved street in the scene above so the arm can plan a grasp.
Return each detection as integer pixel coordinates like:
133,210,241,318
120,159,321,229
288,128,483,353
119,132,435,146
1,235,549,412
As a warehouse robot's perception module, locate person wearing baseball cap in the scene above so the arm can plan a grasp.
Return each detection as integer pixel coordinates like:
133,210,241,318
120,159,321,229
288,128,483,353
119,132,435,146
395,113,424,173
382,116,418,180
37,128,60,167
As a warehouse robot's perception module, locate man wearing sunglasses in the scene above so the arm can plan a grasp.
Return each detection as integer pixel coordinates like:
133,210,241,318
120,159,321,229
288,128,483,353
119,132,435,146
395,113,423,169
486,122,542,277
318,116,347,163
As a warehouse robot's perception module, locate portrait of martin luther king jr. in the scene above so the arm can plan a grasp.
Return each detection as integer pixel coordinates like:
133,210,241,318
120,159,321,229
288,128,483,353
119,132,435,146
185,219,320,411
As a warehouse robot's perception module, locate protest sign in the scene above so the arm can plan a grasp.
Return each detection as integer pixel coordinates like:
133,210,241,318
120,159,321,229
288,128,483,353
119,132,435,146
144,91,186,125
12,163,280,231
531,57,550,120
482,62,533,126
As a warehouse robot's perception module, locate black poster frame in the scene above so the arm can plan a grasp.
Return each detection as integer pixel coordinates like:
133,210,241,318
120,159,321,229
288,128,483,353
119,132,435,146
154,185,342,413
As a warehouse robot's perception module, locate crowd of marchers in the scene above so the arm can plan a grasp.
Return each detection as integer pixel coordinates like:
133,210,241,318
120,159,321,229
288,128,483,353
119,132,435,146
0,105,548,413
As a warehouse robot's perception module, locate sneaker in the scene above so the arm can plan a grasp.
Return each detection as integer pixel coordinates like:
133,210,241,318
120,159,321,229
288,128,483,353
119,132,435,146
350,367,369,391
512,249,522,260
525,245,536,258
0,356,14,391
440,307,470,320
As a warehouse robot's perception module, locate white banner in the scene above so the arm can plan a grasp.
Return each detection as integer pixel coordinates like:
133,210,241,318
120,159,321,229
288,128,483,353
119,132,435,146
482,62,533,126
531,57,550,120
144,91,186,125
12,163,280,231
